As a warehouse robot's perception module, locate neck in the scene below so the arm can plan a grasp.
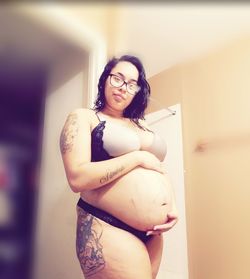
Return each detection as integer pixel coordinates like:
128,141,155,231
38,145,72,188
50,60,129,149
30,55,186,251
101,106,124,118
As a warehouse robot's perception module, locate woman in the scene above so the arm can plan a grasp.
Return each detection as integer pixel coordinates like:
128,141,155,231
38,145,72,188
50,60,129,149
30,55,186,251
60,55,178,279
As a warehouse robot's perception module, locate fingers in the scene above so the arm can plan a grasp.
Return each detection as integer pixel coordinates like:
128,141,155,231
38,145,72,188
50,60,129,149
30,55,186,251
140,151,167,174
146,216,178,236
166,211,179,220
153,218,178,231
153,162,167,174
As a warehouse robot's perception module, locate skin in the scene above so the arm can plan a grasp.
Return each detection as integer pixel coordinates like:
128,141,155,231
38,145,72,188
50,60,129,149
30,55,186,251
102,61,138,117
60,61,178,278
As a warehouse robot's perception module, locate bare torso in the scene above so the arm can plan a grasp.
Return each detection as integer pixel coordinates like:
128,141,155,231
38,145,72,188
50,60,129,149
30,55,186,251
81,160,174,232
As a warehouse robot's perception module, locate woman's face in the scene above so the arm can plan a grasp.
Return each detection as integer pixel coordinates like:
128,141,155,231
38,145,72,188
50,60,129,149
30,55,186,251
104,61,139,113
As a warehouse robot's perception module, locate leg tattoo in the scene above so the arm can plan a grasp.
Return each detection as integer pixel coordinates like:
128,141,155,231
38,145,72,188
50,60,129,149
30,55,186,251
76,208,105,277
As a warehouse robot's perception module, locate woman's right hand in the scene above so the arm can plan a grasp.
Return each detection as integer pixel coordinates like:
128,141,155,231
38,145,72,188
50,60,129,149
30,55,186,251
136,150,166,174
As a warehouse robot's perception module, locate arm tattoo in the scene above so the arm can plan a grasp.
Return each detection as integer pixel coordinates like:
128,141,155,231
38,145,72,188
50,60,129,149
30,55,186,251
60,113,79,154
76,207,105,277
100,166,125,184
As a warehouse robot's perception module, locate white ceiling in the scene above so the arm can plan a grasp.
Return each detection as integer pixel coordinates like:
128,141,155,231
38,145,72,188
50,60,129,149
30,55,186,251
113,3,250,78
2,4,250,81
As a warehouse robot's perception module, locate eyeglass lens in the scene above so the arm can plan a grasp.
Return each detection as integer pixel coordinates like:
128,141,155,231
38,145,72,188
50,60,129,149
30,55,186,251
110,75,139,95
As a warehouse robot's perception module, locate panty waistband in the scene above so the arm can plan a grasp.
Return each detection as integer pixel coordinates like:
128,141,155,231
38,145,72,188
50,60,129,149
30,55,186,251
77,198,152,243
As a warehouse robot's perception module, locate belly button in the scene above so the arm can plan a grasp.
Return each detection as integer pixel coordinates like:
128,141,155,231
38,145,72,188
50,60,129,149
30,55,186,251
161,202,167,206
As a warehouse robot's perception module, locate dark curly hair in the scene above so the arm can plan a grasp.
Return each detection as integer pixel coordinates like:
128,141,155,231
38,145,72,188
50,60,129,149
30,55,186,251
92,55,151,129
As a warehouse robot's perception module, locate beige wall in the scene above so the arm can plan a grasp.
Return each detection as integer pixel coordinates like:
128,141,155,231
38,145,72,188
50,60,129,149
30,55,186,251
146,65,183,113
148,36,250,279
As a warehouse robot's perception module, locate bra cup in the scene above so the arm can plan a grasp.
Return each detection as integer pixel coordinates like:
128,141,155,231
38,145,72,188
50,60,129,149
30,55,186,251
145,133,167,162
102,122,141,157
92,112,167,161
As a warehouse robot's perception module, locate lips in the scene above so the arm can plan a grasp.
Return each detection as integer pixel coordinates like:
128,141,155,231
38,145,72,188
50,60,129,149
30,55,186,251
113,93,125,101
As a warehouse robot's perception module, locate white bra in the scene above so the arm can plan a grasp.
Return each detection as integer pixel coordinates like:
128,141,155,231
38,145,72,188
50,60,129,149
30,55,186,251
93,111,167,161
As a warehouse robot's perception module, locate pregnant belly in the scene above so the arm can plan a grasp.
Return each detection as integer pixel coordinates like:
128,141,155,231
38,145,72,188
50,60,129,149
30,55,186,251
81,167,174,231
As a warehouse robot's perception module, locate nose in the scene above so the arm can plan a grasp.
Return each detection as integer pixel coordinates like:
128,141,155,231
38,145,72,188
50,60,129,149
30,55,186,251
119,83,127,93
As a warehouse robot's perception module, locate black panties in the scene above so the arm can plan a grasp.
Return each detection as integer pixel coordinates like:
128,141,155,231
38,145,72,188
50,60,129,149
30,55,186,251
77,198,152,243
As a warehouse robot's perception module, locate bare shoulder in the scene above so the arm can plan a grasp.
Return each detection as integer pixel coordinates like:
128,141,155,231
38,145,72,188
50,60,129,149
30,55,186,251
60,108,94,155
63,108,95,124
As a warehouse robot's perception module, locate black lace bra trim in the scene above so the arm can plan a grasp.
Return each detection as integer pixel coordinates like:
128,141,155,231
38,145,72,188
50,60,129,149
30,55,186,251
91,121,113,162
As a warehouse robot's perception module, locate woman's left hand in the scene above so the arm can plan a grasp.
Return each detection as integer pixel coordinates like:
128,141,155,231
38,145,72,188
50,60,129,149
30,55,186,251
146,211,179,236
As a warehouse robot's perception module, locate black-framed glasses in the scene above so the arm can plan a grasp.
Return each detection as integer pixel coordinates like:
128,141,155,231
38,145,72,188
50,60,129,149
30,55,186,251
109,74,141,95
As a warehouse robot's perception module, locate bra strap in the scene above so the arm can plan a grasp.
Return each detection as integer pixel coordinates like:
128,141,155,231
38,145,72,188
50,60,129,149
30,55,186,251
95,111,105,122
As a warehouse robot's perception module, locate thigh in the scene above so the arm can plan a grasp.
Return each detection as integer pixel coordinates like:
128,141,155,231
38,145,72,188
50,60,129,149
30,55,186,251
146,235,164,279
76,206,153,279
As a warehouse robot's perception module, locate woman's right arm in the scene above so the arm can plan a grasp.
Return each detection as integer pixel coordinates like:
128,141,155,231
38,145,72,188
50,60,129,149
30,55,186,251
60,108,164,193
